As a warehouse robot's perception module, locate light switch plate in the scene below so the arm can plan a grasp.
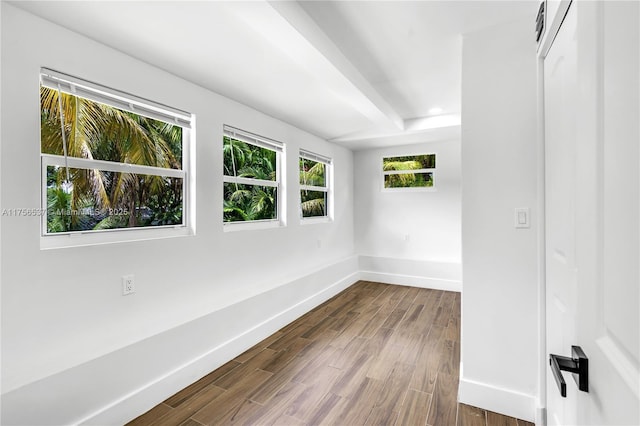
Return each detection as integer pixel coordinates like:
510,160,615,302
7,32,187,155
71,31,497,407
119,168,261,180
515,207,530,228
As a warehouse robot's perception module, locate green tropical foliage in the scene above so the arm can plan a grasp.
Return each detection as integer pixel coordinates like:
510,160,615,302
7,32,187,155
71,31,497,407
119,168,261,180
300,158,327,218
40,86,184,233
301,190,327,217
223,137,277,222
383,154,435,188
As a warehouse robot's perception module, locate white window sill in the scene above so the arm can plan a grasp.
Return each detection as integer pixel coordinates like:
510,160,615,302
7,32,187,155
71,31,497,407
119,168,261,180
381,187,437,193
300,216,331,225
223,219,283,232
40,225,193,250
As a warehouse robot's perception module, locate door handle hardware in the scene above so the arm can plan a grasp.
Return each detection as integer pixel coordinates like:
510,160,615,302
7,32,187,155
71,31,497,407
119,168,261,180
549,345,589,397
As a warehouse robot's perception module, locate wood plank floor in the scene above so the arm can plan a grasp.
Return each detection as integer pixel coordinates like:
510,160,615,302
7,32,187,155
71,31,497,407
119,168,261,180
128,281,534,426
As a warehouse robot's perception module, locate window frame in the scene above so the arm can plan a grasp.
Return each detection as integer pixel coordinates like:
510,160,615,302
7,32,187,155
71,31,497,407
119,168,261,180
39,68,193,249
299,149,333,223
381,153,436,192
222,125,285,231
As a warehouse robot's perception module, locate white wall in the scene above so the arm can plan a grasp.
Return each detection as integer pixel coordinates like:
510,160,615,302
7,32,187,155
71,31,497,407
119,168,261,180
459,18,539,422
0,4,356,424
354,140,462,290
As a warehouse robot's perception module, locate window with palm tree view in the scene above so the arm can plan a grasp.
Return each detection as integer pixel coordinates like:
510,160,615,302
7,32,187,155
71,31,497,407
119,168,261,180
300,150,331,219
382,154,436,189
223,126,283,224
40,69,191,236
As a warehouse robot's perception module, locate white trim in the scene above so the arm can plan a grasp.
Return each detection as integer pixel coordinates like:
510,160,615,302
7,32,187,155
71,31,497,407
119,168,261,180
536,30,549,426
383,168,434,176
359,271,461,292
381,153,436,166
40,226,192,250
223,175,278,188
40,68,192,128
358,255,461,283
381,186,437,193
458,376,537,423
223,219,281,232
300,184,328,192
300,216,331,225
42,154,185,178
299,149,332,165
277,149,286,226
537,406,547,426
223,125,284,153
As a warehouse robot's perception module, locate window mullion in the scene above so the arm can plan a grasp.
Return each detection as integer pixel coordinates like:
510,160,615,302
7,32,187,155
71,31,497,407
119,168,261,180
383,168,434,176
41,154,185,179
223,175,278,188
300,184,328,192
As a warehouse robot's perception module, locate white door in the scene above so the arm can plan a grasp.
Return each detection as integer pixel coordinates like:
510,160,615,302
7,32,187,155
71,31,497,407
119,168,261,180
544,1,640,425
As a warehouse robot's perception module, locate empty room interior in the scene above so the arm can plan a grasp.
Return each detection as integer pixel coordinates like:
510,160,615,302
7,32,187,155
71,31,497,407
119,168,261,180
1,1,638,425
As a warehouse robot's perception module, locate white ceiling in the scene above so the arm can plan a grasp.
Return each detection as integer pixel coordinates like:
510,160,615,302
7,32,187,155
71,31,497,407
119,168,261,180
12,0,538,150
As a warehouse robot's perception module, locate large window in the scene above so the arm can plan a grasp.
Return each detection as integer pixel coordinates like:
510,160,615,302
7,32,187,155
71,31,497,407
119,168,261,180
299,149,332,220
223,125,284,226
40,69,191,243
382,154,436,190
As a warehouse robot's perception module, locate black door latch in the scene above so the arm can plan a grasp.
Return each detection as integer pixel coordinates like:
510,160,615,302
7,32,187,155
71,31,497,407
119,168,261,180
549,345,589,397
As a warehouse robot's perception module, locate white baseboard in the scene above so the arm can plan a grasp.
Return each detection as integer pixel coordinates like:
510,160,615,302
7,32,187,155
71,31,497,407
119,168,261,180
360,270,461,292
536,406,547,425
358,255,461,292
458,377,537,423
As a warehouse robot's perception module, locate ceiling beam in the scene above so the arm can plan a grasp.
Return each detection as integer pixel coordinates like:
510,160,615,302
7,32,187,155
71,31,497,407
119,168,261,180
229,1,404,131
332,125,461,151
330,114,461,144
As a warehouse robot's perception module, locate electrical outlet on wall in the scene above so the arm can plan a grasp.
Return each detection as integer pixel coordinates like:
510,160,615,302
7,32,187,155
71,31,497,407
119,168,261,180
122,275,135,295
